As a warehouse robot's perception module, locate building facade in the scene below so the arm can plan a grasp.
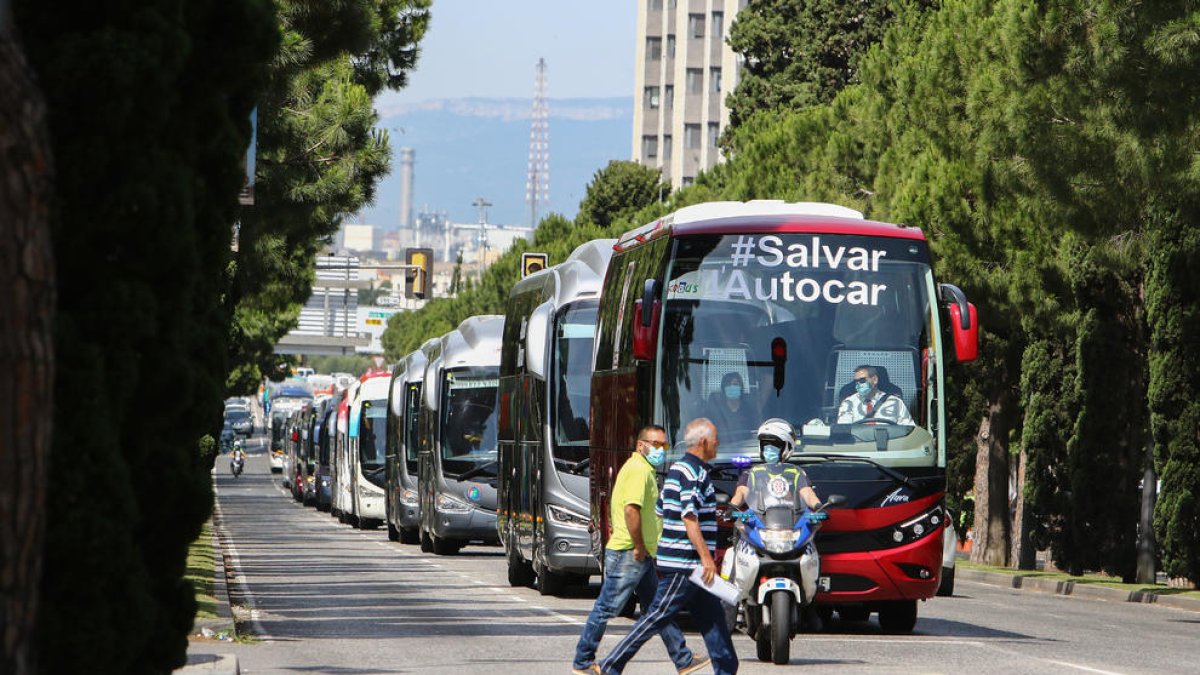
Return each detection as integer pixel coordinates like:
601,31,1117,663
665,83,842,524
632,0,745,189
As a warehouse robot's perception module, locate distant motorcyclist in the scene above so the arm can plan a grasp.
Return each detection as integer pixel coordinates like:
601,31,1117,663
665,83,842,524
230,441,247,477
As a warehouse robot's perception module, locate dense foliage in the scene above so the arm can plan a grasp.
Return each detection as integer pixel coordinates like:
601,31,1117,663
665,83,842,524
13,0,277,671
225,0,431,393
724,0,929,134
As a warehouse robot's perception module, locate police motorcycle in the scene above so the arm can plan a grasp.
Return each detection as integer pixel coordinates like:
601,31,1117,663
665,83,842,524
723,419,843,665
230,441,246,478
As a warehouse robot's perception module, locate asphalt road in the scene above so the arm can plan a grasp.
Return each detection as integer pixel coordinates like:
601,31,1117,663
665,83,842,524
204,442,1199,674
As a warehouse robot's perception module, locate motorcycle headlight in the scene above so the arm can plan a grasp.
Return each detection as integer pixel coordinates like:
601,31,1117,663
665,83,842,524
760,528,800,554
546,504,589,529
400,489,419,506
436,494,473,514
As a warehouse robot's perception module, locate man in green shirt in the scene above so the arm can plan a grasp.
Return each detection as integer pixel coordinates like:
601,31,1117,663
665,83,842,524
572,425,709,675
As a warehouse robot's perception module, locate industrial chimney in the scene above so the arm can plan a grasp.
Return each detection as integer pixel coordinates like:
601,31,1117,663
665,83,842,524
399,147,415,234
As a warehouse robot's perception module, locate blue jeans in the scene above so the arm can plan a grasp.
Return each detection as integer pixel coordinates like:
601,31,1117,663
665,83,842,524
573,549,694,670
599,569,738,675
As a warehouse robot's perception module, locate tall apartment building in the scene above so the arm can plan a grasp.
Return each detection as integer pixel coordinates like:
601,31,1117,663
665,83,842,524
632,0,746,189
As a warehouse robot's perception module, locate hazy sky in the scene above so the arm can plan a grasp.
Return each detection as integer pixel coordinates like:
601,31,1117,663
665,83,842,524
377,1,639,105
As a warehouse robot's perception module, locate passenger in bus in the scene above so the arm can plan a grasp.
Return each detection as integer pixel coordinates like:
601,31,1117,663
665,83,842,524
836,365,914,425
705,371,760,440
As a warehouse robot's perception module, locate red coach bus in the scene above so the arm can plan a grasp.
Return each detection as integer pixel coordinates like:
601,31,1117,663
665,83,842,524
589,200,978,632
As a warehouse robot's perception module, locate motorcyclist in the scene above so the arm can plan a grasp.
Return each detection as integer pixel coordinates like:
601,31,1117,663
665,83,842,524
723,419,828,635
728,419,822,513
230,440,247,475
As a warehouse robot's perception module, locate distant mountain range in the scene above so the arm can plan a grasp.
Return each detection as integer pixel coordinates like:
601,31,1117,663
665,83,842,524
355,97,633,230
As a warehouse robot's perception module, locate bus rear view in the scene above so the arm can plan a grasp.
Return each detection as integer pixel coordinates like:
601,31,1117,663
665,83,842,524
590,201,978,632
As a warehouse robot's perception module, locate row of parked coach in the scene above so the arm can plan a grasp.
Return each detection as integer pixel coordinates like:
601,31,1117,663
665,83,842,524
274,200,978,624
272,239,613,595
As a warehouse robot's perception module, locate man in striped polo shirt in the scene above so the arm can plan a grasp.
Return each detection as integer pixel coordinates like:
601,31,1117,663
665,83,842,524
597,418,738,674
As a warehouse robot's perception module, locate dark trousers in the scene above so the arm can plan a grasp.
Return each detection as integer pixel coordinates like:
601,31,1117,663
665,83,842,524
599,569,738,674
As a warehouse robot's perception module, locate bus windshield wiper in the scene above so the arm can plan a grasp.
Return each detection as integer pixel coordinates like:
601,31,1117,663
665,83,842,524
554,456,589,474
793,453,914,488
454,460,498,481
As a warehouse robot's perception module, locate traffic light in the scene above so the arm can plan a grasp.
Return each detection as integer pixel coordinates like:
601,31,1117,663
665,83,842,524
405,247,434,299
522,252,548,278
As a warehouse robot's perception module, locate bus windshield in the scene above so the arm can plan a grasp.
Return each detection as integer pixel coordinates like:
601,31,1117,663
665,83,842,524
440,367,500,477
553,300,598,464
359,399,387,469
404,383,421,473
657,233,941,468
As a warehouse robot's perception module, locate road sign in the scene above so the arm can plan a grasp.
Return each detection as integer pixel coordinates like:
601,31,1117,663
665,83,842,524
522,252,548,278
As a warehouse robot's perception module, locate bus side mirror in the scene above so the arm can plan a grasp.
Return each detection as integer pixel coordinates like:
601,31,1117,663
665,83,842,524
938,283,978,363
526,302,553,379
949,302,978,362
633,280,660,361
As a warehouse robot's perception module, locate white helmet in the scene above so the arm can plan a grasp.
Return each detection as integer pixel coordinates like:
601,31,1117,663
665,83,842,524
757,418,795,463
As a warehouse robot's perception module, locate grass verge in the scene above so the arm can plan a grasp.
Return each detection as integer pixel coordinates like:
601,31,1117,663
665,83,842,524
187,521,219,620
958,561,1200,599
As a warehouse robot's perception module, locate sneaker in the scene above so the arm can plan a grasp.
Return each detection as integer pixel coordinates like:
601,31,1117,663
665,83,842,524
678,656,712,675
571,665,602,675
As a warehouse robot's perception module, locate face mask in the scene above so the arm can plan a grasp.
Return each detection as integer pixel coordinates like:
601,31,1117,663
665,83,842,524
855,381,872,397
762,446,781,463
724,384,742,400
645,446,666,467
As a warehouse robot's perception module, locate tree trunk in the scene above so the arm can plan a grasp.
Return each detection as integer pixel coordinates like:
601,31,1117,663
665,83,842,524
971,391,1013,566
1011,448,1036,570
0,12,56,675
1137,449,1158,584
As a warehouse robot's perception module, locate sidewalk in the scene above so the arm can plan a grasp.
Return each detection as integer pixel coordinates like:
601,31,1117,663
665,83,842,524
956,566,1200,613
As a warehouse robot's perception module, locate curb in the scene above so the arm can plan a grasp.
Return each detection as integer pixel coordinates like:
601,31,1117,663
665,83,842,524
957,568,1200,612
176,490,241,674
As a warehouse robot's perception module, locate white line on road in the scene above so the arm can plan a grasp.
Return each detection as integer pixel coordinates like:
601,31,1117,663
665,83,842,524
1046,661,1130,675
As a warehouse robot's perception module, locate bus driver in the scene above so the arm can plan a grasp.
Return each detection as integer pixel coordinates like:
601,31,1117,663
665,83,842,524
837,365,914,425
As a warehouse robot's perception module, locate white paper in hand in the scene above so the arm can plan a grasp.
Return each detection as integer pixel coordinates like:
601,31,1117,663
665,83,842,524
688,566,740,605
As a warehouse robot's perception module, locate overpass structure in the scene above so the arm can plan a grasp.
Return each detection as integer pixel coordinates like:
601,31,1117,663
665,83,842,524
273,257,376,356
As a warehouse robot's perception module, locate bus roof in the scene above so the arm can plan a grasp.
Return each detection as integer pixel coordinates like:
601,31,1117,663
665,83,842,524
615,200,924,251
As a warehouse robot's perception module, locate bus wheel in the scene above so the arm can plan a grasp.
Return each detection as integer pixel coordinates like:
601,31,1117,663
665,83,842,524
387,521,400,542
432,535,461,556
838,606,869,622
507,541,535,587
878,600,917,633
420,529,433,553
937,566,956,597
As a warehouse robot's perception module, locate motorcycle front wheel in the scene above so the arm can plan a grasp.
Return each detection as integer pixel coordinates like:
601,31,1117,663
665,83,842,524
770,591,794,665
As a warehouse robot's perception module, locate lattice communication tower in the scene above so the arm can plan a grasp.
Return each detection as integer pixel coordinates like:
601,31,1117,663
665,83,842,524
526,58,549,228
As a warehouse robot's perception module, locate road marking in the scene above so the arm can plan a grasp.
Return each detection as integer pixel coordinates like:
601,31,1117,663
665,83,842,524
1046,661,1129,675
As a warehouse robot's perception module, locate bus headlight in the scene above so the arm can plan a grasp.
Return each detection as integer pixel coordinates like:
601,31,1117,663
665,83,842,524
546,504,589,529
891,506,944,545
400,489,419,506
436,494,473,514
